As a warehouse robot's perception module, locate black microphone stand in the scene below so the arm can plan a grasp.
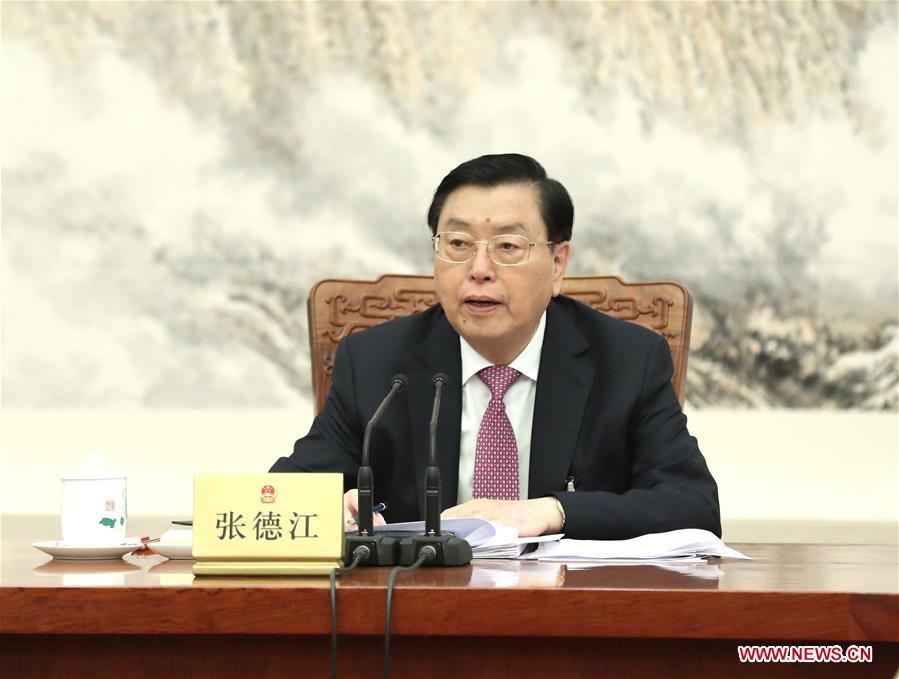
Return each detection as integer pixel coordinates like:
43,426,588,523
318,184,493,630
344,374,407,566
399,373,472,566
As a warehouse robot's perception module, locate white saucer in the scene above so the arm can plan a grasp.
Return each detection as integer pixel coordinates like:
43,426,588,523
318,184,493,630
33,540,143,560
149,542,192,560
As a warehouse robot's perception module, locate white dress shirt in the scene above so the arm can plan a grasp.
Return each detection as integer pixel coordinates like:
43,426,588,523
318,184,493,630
456,311,546,503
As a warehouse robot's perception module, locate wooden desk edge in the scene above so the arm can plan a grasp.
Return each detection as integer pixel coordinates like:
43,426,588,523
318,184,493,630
1,587,896,642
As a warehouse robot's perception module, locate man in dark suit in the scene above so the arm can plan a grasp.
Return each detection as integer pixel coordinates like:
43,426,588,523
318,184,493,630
271,154,720,539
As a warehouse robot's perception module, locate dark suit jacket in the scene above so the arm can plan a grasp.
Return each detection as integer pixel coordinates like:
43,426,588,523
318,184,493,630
271,295,721,539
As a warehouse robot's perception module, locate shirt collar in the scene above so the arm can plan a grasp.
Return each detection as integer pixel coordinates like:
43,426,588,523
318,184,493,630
459,310,546,385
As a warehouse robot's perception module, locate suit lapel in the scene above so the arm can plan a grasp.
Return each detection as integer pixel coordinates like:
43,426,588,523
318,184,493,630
405,308,462,517
529,299,594,498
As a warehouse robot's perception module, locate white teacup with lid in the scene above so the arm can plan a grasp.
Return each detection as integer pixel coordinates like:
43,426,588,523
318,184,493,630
60,453,128,546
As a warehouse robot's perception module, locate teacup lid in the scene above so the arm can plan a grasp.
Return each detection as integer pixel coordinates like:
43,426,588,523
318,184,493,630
60,452,127,481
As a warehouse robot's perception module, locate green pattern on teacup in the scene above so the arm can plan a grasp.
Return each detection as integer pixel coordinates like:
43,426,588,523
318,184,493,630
98,517,117,528
119,517,125,526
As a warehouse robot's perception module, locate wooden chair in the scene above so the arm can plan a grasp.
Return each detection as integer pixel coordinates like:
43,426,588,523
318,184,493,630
308,275,693,413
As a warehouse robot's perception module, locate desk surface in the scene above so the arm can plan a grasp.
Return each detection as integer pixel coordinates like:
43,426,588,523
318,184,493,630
3,516,898,679
1,515,896,642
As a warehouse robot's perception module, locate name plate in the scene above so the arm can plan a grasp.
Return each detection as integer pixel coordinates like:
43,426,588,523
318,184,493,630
192,473,344,576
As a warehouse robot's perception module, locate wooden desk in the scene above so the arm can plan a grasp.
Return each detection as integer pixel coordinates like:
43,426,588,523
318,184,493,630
1,517,896,678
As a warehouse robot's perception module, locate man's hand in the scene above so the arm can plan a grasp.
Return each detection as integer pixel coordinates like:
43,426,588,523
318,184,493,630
343,489,386,531
441,497,564,537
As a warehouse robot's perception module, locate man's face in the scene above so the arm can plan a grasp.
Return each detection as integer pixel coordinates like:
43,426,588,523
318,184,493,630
433,183,570,364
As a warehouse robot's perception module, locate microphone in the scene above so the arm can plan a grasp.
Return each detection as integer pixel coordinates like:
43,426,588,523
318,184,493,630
344,374,407,566
398,373,472,567
424,372,447,536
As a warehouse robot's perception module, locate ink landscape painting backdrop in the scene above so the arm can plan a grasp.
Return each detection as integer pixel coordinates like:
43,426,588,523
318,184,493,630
2,2,896,542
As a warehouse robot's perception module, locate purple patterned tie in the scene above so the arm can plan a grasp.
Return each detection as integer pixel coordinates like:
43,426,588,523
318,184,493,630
472,365,522,501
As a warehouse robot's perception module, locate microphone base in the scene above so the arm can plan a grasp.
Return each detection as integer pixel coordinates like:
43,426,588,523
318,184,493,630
398,533,472,567
344,534,401,567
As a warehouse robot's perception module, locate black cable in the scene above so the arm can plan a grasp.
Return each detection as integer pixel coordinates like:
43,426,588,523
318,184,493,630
383,546,437,679
329,546,370,679
329,569,338,679
337,547,369,575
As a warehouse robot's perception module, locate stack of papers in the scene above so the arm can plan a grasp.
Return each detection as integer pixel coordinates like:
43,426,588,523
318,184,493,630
520,528,750,562
374,522,746,563
375,518,555,558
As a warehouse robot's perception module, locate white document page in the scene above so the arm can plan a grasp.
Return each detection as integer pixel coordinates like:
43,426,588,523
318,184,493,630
520,528,750,561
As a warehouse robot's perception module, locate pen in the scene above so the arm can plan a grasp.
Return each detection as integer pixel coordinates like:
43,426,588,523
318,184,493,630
347,502,387,525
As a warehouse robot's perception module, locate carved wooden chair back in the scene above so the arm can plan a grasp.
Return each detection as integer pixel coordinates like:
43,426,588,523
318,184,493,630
308,274,692,413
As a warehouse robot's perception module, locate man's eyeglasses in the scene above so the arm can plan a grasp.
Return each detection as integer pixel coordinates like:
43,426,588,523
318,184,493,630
432,231,555,266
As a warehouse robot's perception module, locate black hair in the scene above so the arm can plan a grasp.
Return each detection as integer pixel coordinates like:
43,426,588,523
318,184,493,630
426,153,574,243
